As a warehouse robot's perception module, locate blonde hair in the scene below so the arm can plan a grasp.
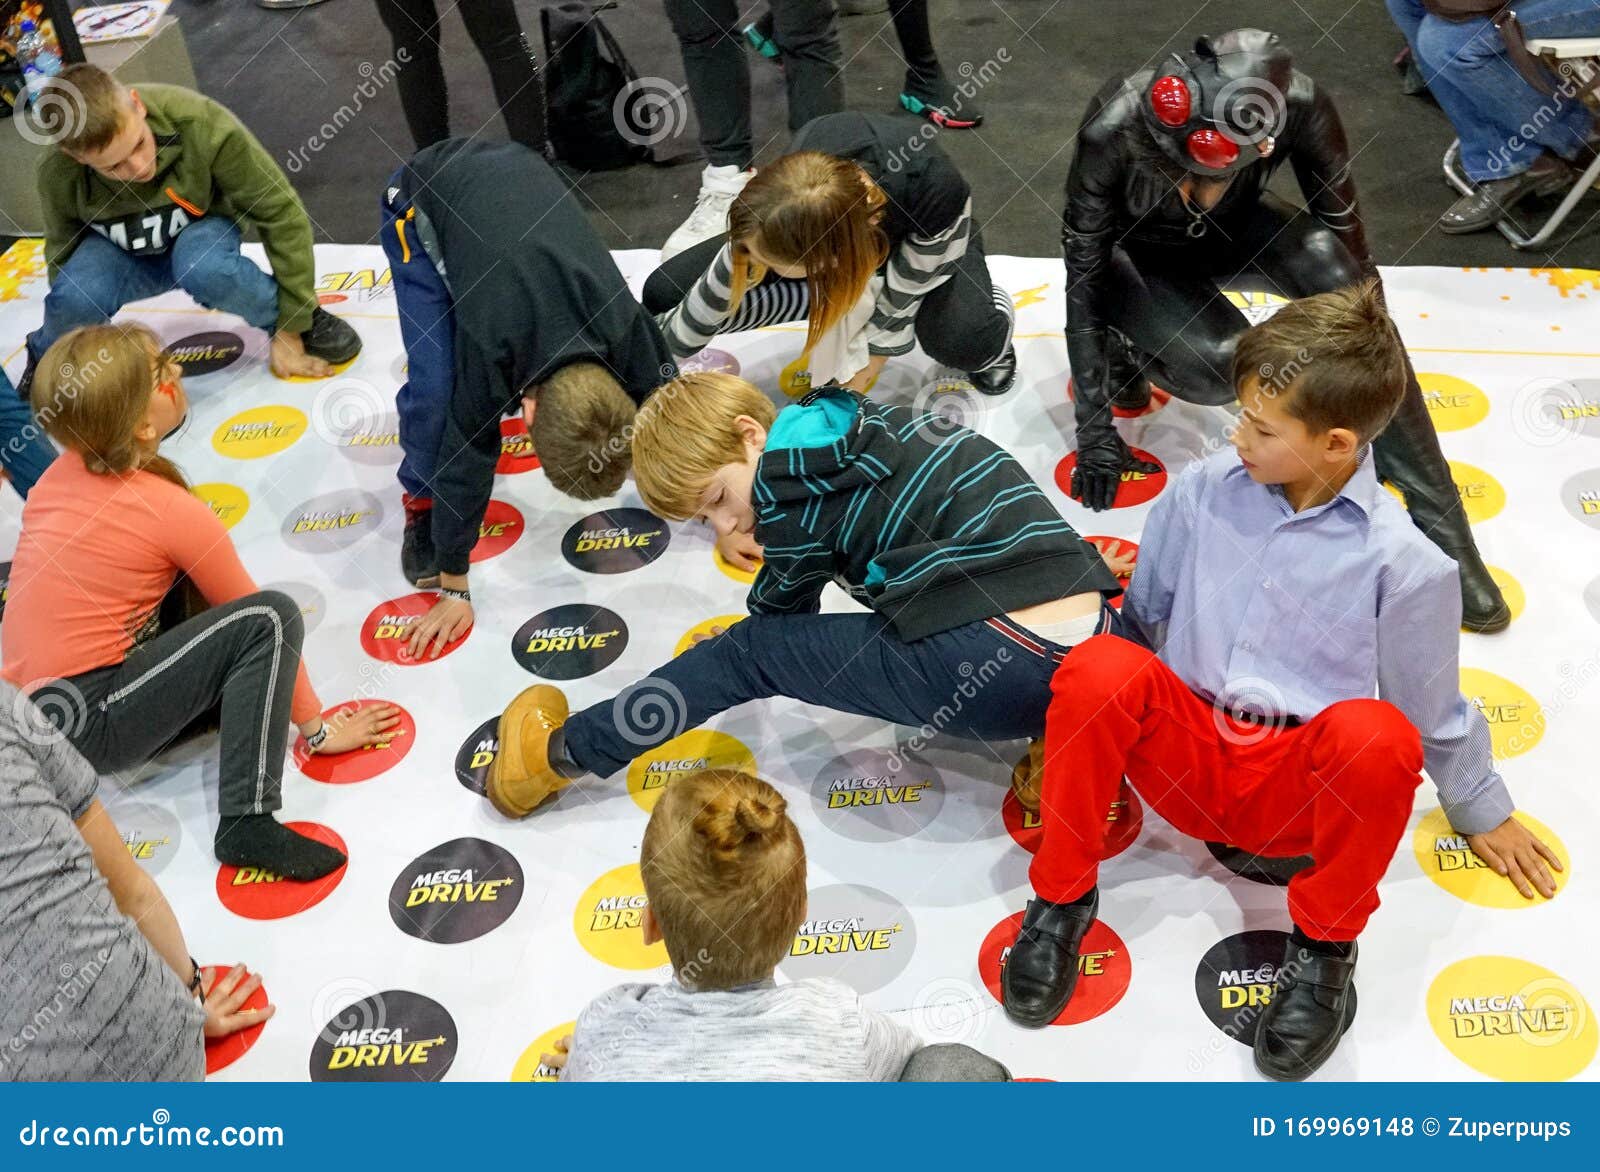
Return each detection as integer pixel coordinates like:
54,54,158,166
641,769,806,990
532,361,639,500
728,151,889,354
43,64,130,155
32,323,187,489
631,371,777,519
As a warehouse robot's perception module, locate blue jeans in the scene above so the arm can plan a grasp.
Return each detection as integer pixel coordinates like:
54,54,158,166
0,365,56,497
1388,0,1599,181
380,167,456,500
560,605,1119,780
25,216,280,364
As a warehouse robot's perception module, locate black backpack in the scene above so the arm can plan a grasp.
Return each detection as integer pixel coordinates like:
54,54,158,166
541,2,687,171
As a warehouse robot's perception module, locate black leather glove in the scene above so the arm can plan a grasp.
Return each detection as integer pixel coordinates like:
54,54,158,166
1070,415,1161,512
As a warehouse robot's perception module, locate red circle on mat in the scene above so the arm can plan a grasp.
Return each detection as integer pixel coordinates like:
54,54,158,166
317,293,348,306
470,499,525,564
1066,376,1173,419
1055,449,1167,508
1002,779,1143,857
1084,535,1138,609
294,700,416,783
497,418,541,474
360,593,469,664
202,965,270,1073
978,914,1131,1026
215,821,347,920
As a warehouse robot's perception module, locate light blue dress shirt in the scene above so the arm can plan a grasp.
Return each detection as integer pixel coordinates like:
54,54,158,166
1123,447,1513,835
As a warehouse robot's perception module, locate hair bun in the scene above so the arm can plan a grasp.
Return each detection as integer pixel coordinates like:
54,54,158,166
695,783,787,858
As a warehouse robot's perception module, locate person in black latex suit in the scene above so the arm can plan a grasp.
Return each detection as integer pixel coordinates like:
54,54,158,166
1061,28,1509,633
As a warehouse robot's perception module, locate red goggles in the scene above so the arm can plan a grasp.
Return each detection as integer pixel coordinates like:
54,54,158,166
1149,75,1243,171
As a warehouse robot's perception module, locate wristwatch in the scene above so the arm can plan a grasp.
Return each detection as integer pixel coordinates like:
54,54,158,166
188,957,204,998
441,586,471,603
305,723,330,751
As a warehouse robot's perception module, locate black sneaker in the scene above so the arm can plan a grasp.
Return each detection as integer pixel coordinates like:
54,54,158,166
402,498,439,588
899,72,984,129
302,306,362,366
968,345,1016,397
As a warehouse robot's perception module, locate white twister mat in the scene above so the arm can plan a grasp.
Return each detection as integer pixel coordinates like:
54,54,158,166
1,242,1597,1083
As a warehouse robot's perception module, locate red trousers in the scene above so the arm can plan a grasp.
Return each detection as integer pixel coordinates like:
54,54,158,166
1033,635,1424,941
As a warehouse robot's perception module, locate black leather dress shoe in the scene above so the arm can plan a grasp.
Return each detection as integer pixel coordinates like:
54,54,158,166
969,345,1017,397
1254,938,1358,1081
1438,156,1572,234
1001,890,1099,1028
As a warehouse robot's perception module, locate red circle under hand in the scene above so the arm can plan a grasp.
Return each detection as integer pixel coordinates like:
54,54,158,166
360,592,470,664
978,913,1132,1026
470,499,525,564
294,700,416,783
215,821,347,920
1055,449,1167,509
1083,535,1139,609
202,965,270,1074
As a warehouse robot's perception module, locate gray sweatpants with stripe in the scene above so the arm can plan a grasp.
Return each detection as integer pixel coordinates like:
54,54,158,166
37,591,304,817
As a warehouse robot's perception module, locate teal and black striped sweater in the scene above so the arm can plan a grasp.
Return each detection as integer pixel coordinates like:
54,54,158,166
748,389,1121,641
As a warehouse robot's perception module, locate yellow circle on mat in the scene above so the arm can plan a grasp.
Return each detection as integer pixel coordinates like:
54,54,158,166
1412,807,1569,907
1427,956,1596,1081
1460,667,1543,759
1450,460,1506,523
627,729,758,813
713,544,760,584
1485,565,1525,624
191,482,250,529
510,1021,576,1082
211,405,307,458
1418,373,1490,431
674,614,747,657
573,864,666,970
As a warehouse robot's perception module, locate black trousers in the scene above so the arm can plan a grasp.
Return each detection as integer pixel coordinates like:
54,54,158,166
664,0,843,167
644,231,1013,374
374,0,548,154
1100,196,1473,547
37,593,305,818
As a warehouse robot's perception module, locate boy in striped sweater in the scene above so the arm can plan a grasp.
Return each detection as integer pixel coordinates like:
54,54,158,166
486,372,1122,818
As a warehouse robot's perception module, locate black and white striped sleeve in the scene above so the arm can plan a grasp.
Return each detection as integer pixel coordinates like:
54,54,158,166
865,196,974,357
654,241,737,359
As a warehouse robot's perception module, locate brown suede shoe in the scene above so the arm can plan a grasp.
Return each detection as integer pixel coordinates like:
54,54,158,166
487,685,572,818
1010,738,1044,813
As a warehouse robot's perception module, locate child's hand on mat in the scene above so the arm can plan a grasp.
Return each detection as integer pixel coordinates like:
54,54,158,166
269,330,332,380
315,703,404,755
1467,816,1563,899
540,1034,572,1074
716,529,763,572
407,595,474,660
1096,538,1137,579
841,354,888,395
201,963,276,1039
691,625,728,646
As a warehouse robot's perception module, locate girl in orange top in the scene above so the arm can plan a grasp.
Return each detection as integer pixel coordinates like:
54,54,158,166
2,324,396,880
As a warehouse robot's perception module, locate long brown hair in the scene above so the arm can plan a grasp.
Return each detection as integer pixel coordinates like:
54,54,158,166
727,151,889,354
31,323,188,489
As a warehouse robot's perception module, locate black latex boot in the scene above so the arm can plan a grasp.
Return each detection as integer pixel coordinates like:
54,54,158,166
1374,359,1510,633
1107,330,1153,412
968,345,1017,396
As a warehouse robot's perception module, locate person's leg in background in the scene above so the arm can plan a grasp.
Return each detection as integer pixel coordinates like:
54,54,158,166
889,0,982,128
911,228,1015,392
22,233,173,391
769,0,844,131
457,0,549,155
662,0,758,258
374,0,451,150
380,171,456,588
899,1044,1011,1081
36,592,345,880
641,233,811,330
0,366,56,498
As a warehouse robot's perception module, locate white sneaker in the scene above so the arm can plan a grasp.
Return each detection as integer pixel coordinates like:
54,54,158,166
661,163,755,260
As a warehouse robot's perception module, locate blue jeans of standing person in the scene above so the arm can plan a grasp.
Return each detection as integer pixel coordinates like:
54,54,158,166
558,604,1121,779
1388,0,1600,181
0,365,56,497
25,217,281,365
379,167,456,501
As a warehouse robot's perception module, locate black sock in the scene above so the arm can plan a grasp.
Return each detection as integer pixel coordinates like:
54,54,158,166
1290,925,1355,958
215,814,347,881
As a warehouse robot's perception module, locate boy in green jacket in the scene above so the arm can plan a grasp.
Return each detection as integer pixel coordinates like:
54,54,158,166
20,64,358,393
